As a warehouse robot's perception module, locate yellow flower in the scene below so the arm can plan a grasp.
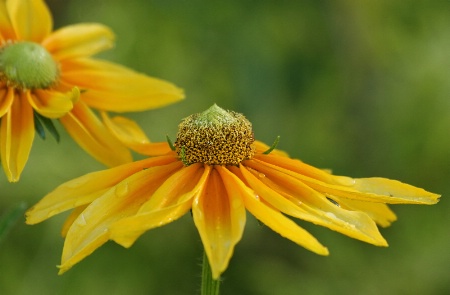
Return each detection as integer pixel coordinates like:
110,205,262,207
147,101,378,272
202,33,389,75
0,0,184,182
26,104,440,278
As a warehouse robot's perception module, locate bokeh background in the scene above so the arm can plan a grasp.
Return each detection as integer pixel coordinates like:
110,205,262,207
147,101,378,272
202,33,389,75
1,0,449,294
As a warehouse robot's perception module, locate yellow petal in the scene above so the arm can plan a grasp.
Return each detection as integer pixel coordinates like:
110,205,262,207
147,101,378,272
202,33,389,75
7,0,52,42
239,164,388,246
60,58,185,112
59,101,132,167
26,155,178,224
334,197,397,228
110,164,207,247
224,165,329,256
0,2,16,40
58,167,168,274
101,112,173,156
42,23,114,61
27,88,78,118
0,92,34,182
253,156,440,205
192,167,246,279
0,87,14,117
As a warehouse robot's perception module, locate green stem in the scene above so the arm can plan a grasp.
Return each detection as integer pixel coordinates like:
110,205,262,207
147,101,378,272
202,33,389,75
201,250,220,295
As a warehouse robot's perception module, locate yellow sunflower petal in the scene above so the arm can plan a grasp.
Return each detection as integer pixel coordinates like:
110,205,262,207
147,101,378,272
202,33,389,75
110,164,207,248
0,2,15,40
0,92,34,182
60,58,185,112
253,156,440,205
42,23,114,61
27,88,78,118
101,112,173,156
334,197,397,228
192,167,246,279
58,167,168,274
25,155,178,225
59,101,132,167
0,87,14,118
239,164,388,246
221,166,329,256
7,0,52,42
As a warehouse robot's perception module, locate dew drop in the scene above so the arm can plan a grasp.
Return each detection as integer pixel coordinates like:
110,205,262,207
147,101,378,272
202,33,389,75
232,199,242,209
325,212,337,219
254,194,260,201
75,213,87,226
115,182,129,197
258,173,266,178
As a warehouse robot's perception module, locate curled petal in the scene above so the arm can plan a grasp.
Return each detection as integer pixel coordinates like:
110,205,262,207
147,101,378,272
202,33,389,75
7,0,52,41
0,87,14,117
60,58,184,112
101,112,173,156
28,88,78,118
193,167,246,279
26,155,178,225
59,101,132,167
1,92,34,182
43,24,115,61
110,164,207,247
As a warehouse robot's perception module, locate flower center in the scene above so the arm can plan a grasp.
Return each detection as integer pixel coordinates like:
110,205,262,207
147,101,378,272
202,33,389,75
0,41,59,89
175,104,255,166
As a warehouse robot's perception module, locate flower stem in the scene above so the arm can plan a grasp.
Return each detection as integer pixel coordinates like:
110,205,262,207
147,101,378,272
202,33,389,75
201,250,220,295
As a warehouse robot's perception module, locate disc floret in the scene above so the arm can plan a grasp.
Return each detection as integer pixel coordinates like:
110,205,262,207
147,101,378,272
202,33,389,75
175,104,255,166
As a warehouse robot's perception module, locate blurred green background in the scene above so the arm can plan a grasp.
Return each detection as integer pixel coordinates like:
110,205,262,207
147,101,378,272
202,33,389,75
1,0,449,294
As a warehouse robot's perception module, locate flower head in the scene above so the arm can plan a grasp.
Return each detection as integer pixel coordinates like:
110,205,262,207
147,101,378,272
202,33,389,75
26,105,440,278
0,0,184,182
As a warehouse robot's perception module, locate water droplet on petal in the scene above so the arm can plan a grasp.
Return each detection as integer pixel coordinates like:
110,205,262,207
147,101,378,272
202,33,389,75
258,173,265,178
115,182,129,198
325,212,337,219
254,194,260,201
75,213,87,226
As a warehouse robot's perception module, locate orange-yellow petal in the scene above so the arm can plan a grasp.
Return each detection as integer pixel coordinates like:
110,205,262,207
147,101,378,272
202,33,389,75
110,164,207,247
101,112,173,156
192,167,246,279
221,166,329,256
27,88,78,118
0,92,34,182
0,2,15,40
334,197,397,228
60,58,184,112
0,87,14,117
253,156,440,205
59,101,132,167
239,164,388,246
6,0,52,42
42,24,114,61
58,166,173,274
26,155,178,225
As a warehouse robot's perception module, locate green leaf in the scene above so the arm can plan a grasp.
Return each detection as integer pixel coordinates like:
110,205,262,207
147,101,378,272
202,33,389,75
34,112,60,142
